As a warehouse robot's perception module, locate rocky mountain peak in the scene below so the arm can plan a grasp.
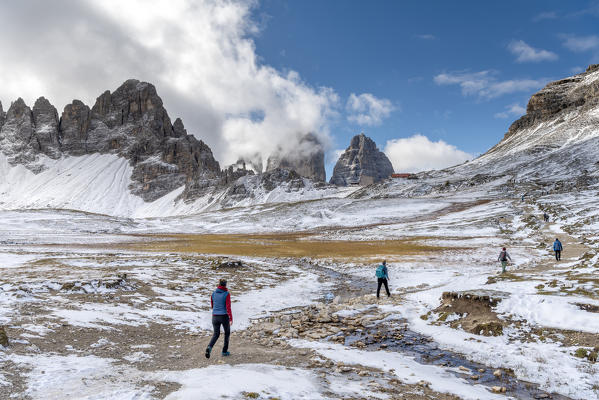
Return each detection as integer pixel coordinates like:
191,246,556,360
454,64,599,183
0,98,37,168
0,101,5,128
265,133,326,181
330,133,394,186
0,80,223,201
503,64,599,141
32,96,61,158
0,79,334,204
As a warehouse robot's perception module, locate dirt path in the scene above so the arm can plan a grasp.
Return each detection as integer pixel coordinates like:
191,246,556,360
519,202,589,273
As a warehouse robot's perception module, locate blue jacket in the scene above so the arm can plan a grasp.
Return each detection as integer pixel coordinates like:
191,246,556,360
211,286,232,322
553,240,563,251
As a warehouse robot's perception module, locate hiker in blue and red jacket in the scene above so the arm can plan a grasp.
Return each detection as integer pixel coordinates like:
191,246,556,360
205,278,233,358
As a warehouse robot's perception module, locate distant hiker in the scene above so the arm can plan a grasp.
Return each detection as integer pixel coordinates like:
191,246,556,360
375,260,391,298
205,278,233,358
521,194,525,202
553,238,563,261
498,247,512,273
543,212,549,222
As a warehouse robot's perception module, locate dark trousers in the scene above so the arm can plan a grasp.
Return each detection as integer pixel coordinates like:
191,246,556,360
377,278,390,298
555,250,561,261
208,315,230,352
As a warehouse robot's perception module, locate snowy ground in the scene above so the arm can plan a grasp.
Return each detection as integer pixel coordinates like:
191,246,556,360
1,187,598,399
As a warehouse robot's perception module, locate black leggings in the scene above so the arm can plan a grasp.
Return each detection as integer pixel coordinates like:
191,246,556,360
377,278,390,297
208,315,230,352
555,250,561,261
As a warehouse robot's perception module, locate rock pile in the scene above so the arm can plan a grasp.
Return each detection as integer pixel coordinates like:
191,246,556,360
242,294,396,348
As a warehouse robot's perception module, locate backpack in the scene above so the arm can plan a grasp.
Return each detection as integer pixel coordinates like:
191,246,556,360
499,251,507,261
375,265,386,278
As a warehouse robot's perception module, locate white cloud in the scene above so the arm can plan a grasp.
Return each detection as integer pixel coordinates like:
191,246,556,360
434,70,546,99
415,34,436,40
383,134,473,173
328,148,346,166
0,0,339,168
507,40,558,63
561,34,599,52
533,11,557,22
346,93,394,126
494,103,526,119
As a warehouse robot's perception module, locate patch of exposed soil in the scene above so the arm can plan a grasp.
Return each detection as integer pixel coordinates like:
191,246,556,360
433,291,507,336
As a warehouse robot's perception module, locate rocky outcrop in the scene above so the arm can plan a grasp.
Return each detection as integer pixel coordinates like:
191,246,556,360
433,64,599,188
503,64,599,140
0,98,38,168
0,79,332,203
330,133,394,186
32,97,61,158
0,101,5,129
59,100,91,155
0,80,224,202
265,133,326,181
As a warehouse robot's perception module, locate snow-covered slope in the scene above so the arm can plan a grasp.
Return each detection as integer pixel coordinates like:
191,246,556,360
0,153,351,217
2,66,598,217
451,64,599,181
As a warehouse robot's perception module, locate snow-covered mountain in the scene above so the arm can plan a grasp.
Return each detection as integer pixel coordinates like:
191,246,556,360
0,80,336,216
1,65,599,217
448,64,599,182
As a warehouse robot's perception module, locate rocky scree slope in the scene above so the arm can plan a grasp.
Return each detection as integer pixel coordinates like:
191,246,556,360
330,133,394,186
0,80,330,205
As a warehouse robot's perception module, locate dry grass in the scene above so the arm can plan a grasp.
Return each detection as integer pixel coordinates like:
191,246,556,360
117,233,451,260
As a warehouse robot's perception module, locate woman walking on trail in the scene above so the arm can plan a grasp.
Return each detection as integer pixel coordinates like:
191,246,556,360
553,238,563,261
498,247,512,273
206,278,233,358
375,260,391,298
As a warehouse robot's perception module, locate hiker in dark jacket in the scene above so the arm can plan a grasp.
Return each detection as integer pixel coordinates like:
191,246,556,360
205,278,233,358
375,260,391,298
543,212,549,222
553,238,563,261
498,247,512,273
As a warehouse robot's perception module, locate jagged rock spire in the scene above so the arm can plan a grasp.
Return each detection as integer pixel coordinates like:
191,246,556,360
330,133,394,186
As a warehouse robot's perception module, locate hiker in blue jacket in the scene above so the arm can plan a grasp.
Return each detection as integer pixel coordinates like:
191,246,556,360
205,278,233,358
375,260,391,298
553,238,563,261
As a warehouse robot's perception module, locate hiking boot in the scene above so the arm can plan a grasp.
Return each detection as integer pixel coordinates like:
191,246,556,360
205,347,212,359
222,351,231,357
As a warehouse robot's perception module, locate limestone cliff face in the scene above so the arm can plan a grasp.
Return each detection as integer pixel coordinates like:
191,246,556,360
265,133,326,182
0,79,331,203
330,133,394,186
0,102,5,133
502,64,599,142
441,64,599,184
0,80,222,201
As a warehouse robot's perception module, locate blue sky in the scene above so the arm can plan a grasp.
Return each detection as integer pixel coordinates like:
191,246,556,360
1,0,599,177
251,0,599,172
